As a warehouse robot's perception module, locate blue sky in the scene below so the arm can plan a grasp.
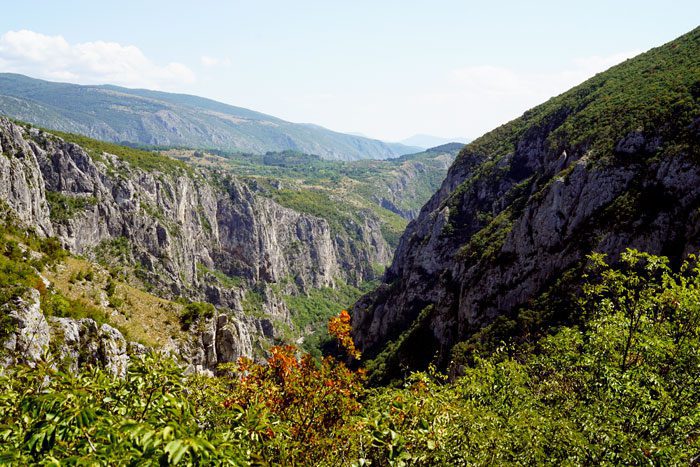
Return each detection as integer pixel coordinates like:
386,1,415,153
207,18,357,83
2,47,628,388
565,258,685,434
0,1,697,141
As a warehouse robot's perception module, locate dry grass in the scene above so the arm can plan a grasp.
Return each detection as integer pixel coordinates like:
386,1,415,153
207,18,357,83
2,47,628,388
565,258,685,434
45,257,184,347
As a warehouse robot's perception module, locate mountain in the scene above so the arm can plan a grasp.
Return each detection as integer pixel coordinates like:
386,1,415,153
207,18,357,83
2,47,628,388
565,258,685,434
170,142,460,237
0,73,420,161
400,134,470,149
0,116,403,372
352,27,700,382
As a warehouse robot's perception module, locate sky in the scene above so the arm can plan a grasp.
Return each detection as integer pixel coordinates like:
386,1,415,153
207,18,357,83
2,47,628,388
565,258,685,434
0,1,697,142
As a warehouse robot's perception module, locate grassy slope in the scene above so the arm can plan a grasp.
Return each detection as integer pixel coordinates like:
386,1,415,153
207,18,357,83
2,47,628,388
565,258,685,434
0,204,184,348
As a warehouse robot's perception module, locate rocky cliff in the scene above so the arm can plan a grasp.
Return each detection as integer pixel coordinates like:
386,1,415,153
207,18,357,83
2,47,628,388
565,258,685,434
0,116,391,370
372,144,459,220
352,27,700,380
2,288,136,376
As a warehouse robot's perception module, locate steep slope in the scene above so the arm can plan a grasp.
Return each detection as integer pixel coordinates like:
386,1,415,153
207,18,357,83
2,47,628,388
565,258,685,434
0,73,420,161
0,117,394,369
352,27,700,381
359,143,463,220
171,142,461,231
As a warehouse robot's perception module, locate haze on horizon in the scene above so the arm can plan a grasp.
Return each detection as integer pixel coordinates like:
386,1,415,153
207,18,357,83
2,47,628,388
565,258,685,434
0,0,696,143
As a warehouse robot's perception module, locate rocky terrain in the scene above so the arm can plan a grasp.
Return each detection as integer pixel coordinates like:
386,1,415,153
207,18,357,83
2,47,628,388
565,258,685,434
352,26,700,381
0,116,393,372
366,143,461,220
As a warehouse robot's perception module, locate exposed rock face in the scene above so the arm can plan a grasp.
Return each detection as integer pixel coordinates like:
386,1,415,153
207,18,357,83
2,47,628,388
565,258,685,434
372,150,457,221
1,288,132,376
354,137,700,371
174,311,255,375
352,29,700,375
0,120,53,236
1,289,49,367
0,116,391,368
28,130,387,298
49,317,129,377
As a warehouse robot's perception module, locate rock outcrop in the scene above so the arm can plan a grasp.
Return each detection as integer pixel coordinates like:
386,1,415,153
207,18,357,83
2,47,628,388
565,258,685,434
49,317,130,377
1,288,134,376
372,147,457,221
352,27,700,377
0,116,391,369
1,289,49,368
173,311,255,376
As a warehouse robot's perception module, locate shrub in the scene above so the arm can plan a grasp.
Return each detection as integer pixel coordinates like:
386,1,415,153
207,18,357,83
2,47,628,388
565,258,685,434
179,302,215,330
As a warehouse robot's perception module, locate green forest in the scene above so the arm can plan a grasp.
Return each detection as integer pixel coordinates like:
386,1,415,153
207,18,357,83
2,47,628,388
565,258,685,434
1,249,698,465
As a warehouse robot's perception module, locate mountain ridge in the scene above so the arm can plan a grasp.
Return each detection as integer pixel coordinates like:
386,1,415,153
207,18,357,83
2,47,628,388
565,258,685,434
400,134,470,149
0,73,421,161
352,25,700,383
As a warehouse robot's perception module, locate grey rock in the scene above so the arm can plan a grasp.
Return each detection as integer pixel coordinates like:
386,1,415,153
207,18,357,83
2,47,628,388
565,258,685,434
353,113,700,374
0,116,392,368
1,288,49,367
47,317,130,376
99,324,128,377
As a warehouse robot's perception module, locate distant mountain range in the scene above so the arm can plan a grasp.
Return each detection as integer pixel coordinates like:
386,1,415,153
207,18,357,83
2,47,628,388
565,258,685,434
0,73,421,161
400,134,470,149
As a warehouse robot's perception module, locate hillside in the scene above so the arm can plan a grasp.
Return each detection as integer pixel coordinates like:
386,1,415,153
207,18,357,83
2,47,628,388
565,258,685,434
0,115,408,371
0,73,420,161
352,26,700,382
1,23,699,467
400,134,470,149
168,142,461,226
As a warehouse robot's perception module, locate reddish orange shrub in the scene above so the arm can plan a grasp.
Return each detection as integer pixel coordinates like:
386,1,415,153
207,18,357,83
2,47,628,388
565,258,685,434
222,311,366,462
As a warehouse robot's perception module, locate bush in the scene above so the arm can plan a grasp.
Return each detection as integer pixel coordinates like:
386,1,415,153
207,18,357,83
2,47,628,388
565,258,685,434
179,302,215,330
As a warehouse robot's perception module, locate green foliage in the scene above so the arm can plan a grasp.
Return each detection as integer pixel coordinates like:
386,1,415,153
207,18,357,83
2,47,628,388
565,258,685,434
45,191,96,223
284,281,373,358
269,188,365,237
0,211,68,344
352,250,700,464
1,250,699,464
241,289,265,318
93,237,131,271
0,355,251,465
195,263,243,289
363,305,436,386
181,144,460,250
179,302,215,331
285,281,368,332
456,208,513,261
457,27,700,168
40,291,116,332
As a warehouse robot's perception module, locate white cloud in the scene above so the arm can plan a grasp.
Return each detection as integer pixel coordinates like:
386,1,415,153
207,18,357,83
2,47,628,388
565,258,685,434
200,55,232,68
0,29,195,90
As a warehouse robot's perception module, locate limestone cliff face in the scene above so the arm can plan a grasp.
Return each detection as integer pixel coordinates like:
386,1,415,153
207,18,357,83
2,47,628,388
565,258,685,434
27,127,388,297
0,120,53,237
2,288,135,376
0,117,391,368
352,28,700,374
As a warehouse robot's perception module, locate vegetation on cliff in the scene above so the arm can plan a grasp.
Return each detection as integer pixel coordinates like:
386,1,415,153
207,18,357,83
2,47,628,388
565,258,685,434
2,250,699,465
